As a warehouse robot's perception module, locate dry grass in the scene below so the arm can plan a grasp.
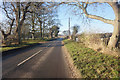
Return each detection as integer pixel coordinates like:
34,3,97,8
78,33,119,57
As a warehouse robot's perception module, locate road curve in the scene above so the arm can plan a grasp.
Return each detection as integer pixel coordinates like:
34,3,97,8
2,38,72,78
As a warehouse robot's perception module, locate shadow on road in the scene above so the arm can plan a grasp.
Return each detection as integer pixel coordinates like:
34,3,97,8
2,39,64,60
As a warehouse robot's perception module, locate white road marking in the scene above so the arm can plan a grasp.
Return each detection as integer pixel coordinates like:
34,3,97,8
45,44,51,48
47,44,51,47
17,50,42,66
17,43,51,66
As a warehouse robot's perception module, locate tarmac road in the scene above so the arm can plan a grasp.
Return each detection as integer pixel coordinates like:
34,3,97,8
2,38,71,78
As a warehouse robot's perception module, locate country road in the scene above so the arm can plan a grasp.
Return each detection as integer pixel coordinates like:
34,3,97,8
2,38,72,78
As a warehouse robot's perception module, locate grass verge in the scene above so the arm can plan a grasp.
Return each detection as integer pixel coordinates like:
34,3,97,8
1,38,57,52
63,39,119,78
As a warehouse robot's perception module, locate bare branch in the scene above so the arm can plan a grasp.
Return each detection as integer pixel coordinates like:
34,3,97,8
11,2,17,13
76,2,114,25
20,2,31,25
84,2,105,4
3,2,12,20
8,18,15,35
83,8,114,25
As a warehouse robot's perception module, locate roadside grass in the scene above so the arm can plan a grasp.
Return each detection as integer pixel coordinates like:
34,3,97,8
1,38,57,52
1,40,40,52
63,39,119,78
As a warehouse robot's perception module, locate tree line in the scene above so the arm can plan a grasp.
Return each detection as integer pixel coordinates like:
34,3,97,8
0,1,120,49
0,2,60,45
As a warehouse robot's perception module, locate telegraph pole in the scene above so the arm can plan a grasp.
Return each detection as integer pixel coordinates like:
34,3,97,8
68,17,71,39
17,2,21,44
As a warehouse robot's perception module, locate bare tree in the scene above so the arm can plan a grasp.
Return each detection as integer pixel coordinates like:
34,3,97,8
21,20,31,40
0,2,15,43
1,2,59,43
0,19,15,41
35,2,59,38
63,30,69,36
61,2,120,49
1,2,32,44
72,25,80,41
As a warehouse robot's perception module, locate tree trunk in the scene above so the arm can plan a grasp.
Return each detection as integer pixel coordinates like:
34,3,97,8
108,23,120,48
14,2,31,44
1,30,11,45
42,22,45,38
23,32,25,40
31,13,35,40
16,2,21,44
49,28,53,38
40,21,42,38
1,31,8,42
31,26,35,40
50,32,53,38
43,28,44,38
83,2,120,49
108,2,120,48
31,33,34,40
